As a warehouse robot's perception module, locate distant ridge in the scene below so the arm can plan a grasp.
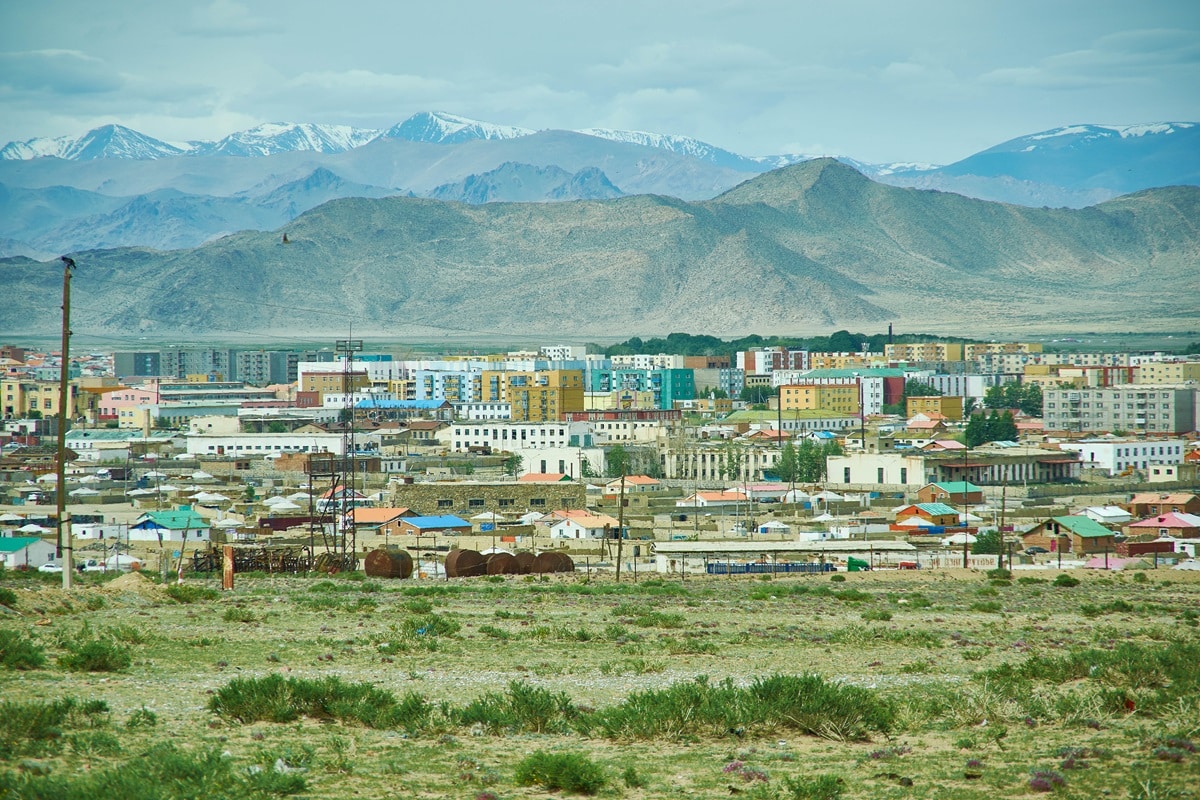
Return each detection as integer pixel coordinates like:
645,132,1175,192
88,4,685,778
2,158,1196,340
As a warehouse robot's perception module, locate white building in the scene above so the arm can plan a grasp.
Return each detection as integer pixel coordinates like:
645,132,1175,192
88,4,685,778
185,432,346,458
611,353,686,370
450,421,592,452
771,371,886,416
550,512,621,539
452,401,512,420
1057,439,1186,476
827,452,929,488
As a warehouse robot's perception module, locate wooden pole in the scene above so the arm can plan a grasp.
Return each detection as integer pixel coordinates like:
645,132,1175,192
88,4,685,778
615,470,626,582
57,256,75,590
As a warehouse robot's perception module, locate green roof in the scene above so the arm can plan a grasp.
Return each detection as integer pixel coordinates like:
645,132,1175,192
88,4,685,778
138,510,208,530
0,536,44,553
800,368,909,379
1051,516,1113,538
915,502,959,516
932,481,981,493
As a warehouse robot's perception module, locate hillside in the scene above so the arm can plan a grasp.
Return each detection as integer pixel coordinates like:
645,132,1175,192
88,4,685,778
3,160,1197,340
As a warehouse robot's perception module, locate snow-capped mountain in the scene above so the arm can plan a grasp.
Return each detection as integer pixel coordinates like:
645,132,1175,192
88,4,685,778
193,122,380,157
0,124,185,161
375,111,534,145
934,122,1199,189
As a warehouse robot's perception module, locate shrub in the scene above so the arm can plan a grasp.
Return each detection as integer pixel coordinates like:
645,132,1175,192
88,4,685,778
126,707,158,729
1053,574,1080,588
404,598,434,614
0,629,47,670
210,674,430,730
60,639,131,672
223,607,258,624
830,574,846,583
0,698,107,759
861,609,892,622
401,613,461,638
515,750,607,794
986,568,1012,581
0,587,18,608
456,680,576,734
783,774,844,800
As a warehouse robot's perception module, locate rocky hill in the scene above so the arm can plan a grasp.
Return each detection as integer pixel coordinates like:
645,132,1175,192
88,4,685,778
3,160,1197,340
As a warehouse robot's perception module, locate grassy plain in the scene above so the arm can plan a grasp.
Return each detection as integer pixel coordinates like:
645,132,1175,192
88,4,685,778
1,566,1199,799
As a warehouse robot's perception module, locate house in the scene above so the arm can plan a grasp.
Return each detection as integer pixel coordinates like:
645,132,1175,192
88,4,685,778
894,503,959,527
916,481,983,506
1127,493,1200,518
350,507,416,538
0,536,58,568
603,475,662,494
1125,512,1200,540
129,509,211,543
905,418,948,436
317,485,371,514
1080,506,1133,526
1022,516,1115,555
394,515,471,537
550,512,621,540
919,439,967,453
675,490,748,508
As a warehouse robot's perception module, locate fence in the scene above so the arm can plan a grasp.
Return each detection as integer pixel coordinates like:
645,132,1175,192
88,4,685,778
706,561,838,575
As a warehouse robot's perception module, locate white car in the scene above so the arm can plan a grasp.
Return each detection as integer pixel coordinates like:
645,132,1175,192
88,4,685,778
38,562,63,573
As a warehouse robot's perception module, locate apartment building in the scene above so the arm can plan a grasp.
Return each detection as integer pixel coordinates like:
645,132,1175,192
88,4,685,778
1135,361,1200,385
1043,385,1198,435
779,383,860,415
1058,439,1187,476
482,369,584,423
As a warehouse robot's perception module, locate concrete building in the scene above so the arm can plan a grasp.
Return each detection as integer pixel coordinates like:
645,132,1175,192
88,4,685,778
1135,361,1200,385
1057,439,1187,476
779,383,860,415
482,369,584,422
1043,385,1198,435
185,432,346,458
827,452,929,488
585,368,695,410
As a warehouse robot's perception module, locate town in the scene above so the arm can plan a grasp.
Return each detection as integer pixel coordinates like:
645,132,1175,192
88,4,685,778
3,335,1198,578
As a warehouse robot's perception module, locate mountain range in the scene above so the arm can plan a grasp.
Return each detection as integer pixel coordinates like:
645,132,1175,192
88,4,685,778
3,159,1197,341
0,112,1197,259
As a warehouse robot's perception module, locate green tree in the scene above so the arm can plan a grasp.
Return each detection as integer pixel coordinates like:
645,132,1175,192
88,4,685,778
994,410,1019,442
740,385,772,404
1018,384,1043,416
795,439,825,483
503,453,523,478
971,529,1002,555
964,413,988,448
580,457,598,479
267,421,287,433
776,441,799,484
721,440,745,481
604,445,630,478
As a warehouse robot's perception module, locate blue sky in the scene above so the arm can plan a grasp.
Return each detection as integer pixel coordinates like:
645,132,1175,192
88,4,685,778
1,0,1197,163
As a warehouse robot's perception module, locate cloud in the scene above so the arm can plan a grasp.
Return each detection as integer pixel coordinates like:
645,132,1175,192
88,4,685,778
285,69,453,94
181,0,279,37
981,27,1200,89
0,49,123,94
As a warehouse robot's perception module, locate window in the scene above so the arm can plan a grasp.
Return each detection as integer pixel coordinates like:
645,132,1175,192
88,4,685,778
877,467,885,483
498,498,514,507
844,467,851,483
900,467,908,484
530,498,545,507
468,498,484,508
437,499,452,509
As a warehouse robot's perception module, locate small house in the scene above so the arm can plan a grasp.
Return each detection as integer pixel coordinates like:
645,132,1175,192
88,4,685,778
894,503,959,527
550,512,622,540
1022,515,1115,555
395,515,471,537
916,481,983,506
129,509,211,543
0,536,58,568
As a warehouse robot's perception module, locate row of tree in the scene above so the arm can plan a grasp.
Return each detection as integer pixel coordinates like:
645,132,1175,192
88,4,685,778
963,410,1019,448
983,381,1043,416
598,331,981,359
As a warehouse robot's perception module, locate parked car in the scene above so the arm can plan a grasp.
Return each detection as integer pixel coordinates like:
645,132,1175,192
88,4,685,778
38,561,63,573
1024,546,1049,555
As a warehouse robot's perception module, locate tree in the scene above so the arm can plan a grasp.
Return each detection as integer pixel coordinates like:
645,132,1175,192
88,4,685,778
1019,384,1043,417
795,439,825,483
721,440,745,481
580,457,599,479
503,453,523,478
604,445,630,478
776,442,799,484
964,413,988,448
994,410,1019,442
971,529,1002,555
267,421,287,433
740,385,772,404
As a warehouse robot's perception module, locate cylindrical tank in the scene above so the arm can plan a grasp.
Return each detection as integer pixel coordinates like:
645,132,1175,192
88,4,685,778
513,551,535,574
444,548,486,578
485,552,519,575
531,551,575,574
363,548,413,579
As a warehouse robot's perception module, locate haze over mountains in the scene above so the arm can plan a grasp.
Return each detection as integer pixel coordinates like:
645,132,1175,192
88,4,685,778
3,159,1197,341
1,112,1196,259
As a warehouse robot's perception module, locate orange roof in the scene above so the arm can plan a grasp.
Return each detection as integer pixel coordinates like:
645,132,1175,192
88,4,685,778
696,490,747,501
1129,492,1197,505
553,512,620,528
610,475,661,485
518,472,571,482
351,507,412,524
907,420,944,429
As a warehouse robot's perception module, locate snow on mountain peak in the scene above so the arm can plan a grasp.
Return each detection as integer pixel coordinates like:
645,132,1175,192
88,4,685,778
197,122,380,157
377,111,534,144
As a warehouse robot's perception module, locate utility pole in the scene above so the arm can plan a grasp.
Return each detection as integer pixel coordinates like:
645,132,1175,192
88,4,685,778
615,469,626,582
57,256,77,590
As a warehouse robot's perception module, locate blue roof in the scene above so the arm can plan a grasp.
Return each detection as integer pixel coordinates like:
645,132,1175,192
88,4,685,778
915,503,959,516
353,399,447,409
404,515,470,529
0,536,44,553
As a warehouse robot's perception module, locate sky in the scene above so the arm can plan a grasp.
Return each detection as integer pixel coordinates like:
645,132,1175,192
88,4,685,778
1,0,1197,165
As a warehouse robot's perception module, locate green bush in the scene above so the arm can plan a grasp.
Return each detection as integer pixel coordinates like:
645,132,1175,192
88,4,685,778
0,587,18,607
209,674,430,730
456,680,577,734
223,607,258,624
986,568,1012,581
861,608,892,622
830,574,846,583
515,750,607,794
0,741,306,799
1053,573,1080,588
0,629,47,670
0,698,107,759
59,639,132,672
784,774,844,800
400,613,461,638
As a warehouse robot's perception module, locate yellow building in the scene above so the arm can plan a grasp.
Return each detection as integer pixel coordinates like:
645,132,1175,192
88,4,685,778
1135,361,1200,384
906,395,965,420
482,369,584,422
963,342,1042,358
584,390,657,411
1,378,95,420
1022,364,1084,391
779,383,860,415
300,371,370,398
884,342,965,362
807,353,877,370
